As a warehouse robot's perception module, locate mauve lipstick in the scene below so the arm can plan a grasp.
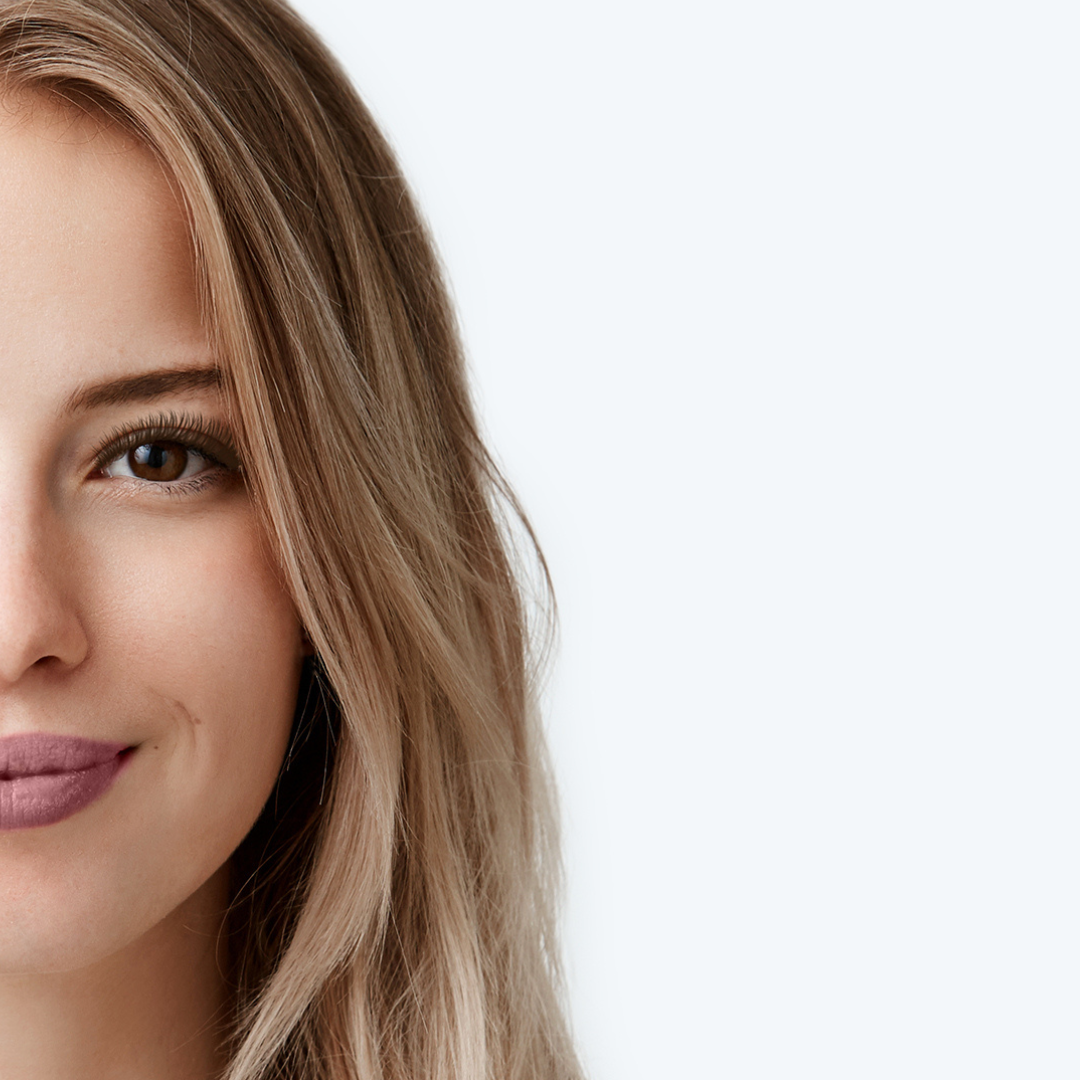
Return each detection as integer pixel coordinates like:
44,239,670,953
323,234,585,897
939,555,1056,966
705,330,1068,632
0,735,132,830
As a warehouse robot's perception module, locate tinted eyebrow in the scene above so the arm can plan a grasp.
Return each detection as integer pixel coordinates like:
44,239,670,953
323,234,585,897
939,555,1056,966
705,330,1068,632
63,366,223,414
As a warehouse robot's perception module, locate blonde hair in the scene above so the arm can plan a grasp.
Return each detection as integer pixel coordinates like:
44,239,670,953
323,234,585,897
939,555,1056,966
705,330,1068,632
0,1,581,1077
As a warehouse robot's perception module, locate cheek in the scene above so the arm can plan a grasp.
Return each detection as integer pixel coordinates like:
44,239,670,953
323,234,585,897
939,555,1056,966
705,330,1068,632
0,497,307,975
95,500,303,789
79,502,303,939
97,502,301,706
101,514,299,710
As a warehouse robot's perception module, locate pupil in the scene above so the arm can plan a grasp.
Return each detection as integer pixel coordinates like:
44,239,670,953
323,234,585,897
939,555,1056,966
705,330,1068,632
143,445,166,469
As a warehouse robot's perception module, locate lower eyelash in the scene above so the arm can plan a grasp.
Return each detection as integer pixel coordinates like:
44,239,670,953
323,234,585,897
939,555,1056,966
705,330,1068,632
143,470,231,497
106,465,235,501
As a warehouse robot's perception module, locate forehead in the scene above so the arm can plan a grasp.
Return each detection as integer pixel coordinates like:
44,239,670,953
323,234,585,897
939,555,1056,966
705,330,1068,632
0,87,209,397
0,86,175,244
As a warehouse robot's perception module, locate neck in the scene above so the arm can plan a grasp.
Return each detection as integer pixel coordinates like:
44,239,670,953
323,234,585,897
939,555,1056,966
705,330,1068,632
0,866,230,1080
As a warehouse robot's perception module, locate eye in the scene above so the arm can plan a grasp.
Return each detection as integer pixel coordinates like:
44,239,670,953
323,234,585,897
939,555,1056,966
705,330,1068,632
90,413,242,492
102,440,216,483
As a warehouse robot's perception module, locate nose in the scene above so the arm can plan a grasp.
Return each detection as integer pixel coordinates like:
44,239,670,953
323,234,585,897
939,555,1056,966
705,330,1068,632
0,512,88,685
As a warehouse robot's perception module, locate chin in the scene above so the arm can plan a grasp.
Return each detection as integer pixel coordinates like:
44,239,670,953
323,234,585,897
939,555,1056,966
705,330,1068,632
0,818,230,977
0,877,143,975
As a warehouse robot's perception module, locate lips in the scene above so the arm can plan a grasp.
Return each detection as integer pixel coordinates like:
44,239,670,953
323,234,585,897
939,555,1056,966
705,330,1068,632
0,735,132,830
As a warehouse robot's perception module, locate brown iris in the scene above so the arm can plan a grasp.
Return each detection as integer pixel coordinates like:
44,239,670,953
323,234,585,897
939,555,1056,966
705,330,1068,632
128,441,190,482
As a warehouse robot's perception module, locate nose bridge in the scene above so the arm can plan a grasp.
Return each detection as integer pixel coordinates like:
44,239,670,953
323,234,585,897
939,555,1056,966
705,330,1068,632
0,485,88,684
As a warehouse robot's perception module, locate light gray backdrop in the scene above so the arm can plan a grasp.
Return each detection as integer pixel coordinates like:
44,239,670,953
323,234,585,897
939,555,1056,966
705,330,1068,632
288,2,1075,1078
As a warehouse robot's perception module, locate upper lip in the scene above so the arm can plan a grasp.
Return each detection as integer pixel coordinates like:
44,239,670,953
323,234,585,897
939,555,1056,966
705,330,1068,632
0,735,129,778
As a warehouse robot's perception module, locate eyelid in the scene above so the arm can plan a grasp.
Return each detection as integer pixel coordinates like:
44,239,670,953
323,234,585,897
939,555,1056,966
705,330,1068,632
90,410,242,476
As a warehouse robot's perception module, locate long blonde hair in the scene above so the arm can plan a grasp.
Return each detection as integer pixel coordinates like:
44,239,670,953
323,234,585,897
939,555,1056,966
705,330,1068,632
0,1,581,1077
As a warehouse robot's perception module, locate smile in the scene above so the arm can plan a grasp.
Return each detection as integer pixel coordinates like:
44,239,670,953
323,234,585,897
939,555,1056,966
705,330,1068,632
0,735,133,830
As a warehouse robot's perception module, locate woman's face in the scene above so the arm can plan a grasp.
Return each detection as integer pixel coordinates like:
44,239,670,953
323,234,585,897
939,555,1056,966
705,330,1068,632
0,93,305,973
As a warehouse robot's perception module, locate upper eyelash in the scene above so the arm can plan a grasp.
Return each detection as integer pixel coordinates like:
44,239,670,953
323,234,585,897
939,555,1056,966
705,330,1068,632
90,410,242,476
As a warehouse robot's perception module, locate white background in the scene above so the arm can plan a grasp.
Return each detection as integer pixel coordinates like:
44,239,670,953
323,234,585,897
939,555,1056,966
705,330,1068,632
290,2,1077,1077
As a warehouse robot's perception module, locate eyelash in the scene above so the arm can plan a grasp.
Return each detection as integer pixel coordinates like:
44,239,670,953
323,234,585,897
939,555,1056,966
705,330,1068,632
89,411,242,495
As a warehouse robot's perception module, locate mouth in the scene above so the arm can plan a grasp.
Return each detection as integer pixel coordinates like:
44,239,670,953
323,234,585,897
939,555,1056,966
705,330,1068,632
0,735,134,830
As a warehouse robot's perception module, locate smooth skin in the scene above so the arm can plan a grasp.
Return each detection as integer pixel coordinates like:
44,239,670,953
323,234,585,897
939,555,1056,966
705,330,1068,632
0,92,306,1078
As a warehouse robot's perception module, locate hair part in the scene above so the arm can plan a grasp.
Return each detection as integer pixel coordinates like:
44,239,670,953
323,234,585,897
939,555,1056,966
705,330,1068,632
0,1,579,1077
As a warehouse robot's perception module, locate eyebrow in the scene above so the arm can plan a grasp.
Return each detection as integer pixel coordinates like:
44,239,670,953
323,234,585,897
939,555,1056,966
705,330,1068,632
63,366,223,414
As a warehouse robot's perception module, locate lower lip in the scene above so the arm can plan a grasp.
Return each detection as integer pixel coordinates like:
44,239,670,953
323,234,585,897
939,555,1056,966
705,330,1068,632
0,749,133,831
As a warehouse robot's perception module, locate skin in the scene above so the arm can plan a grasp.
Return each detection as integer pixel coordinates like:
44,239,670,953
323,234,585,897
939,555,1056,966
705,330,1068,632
0,91,306,1077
